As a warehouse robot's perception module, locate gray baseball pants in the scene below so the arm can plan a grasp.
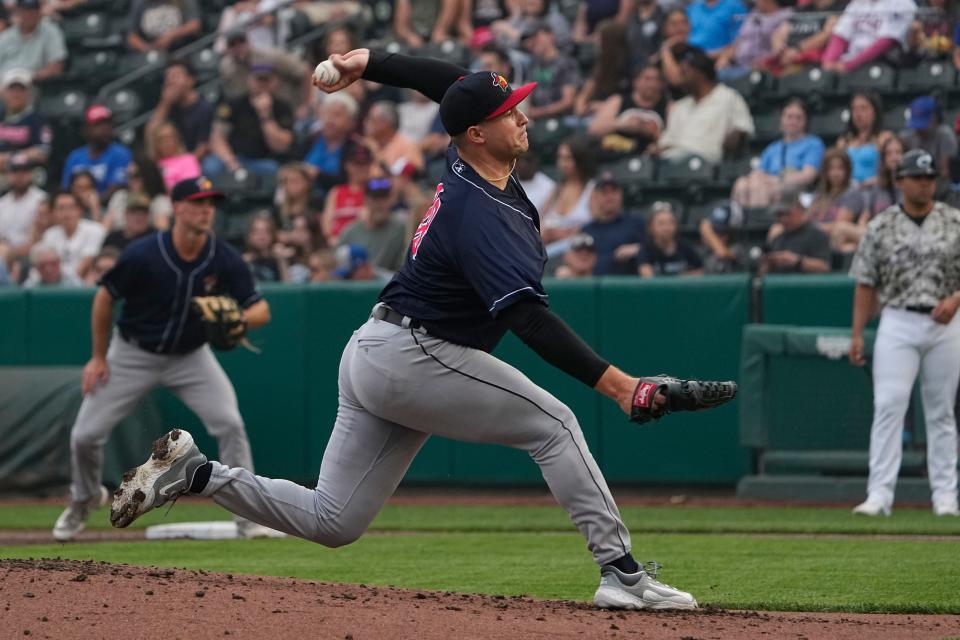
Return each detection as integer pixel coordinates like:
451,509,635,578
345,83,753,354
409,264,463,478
201,309,632,566
70,333,254,504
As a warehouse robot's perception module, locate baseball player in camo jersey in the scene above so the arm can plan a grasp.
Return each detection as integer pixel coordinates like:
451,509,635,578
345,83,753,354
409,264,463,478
109,50,735,610
53,177,274,541
849,150,960,517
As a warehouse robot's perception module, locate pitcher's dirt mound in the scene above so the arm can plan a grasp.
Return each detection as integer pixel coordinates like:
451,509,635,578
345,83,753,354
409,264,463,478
1,559,955,640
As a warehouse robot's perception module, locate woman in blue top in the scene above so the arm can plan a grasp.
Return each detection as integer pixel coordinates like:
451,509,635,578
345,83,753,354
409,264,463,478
730,98,824,207
836,91,893,185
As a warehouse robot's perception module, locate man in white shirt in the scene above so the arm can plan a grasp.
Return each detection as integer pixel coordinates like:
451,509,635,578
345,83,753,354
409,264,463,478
22,241,81,288
41,191,105,280
652,45,754,164
0,153,46,260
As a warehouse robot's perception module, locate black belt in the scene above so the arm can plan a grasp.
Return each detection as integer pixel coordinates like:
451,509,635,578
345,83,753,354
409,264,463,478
904,305,935,314
372,304,422,329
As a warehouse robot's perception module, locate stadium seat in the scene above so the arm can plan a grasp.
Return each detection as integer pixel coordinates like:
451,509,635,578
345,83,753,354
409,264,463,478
117,51,168,79
102,89,143,124
600,156,656,208
363,0,397,38
198,82,221,107
39,89,88,123
751,108,781,143
115,125,137,147
221,209,259,246
884,101,912,130
60,12,107,45
897,60,957,94
776,67,836,99
658,155,716,184
809,106,849,142
835,64,896,95
190,48,221,84
213,169,262,200
557,0,579,23
65,51,120,88
683,198,725,231
742,205,777,233
418,41,470,68
723,70,770,101
717,155,756,186
575,42,596,74
77,15,126,51
526,117,574,163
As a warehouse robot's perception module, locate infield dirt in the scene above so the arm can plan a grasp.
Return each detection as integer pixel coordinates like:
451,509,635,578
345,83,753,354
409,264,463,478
2,558,957,640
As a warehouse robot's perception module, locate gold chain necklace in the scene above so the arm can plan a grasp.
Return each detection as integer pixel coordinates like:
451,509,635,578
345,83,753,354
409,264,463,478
480,159,517,183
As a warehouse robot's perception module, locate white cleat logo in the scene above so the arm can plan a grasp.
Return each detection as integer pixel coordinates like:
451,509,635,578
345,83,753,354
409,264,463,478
158,480,184,498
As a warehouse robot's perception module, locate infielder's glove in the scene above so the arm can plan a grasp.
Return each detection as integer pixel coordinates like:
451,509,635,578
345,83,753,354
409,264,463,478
192,295,249,351
630,375,737,425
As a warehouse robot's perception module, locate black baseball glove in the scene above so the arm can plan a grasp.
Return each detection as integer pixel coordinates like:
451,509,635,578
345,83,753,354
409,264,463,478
630,375,737,425
192,295,248,351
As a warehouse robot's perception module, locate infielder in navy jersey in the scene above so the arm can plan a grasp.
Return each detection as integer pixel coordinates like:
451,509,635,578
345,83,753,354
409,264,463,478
110,51,735,610
53,177,274,541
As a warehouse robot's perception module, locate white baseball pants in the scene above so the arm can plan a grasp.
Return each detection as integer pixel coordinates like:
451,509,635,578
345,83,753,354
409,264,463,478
866,307,960,507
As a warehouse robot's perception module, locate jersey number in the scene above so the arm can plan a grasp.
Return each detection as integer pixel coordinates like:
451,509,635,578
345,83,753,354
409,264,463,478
411,183,444,260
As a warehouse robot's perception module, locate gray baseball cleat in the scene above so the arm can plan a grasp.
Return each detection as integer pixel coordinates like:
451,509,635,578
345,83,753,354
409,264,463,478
593,563,698,611
52,485,110,542
110,429,207,529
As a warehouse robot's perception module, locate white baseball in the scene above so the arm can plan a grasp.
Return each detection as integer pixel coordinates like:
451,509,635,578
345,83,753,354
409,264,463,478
313,60,341,86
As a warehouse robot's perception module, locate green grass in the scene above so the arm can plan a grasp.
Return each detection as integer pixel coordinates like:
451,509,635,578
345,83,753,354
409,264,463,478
2,533,959,613
3,502,960,536
2,501,960,613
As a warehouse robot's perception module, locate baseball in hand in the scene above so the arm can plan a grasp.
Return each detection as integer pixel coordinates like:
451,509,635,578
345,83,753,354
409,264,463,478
313,60,341,86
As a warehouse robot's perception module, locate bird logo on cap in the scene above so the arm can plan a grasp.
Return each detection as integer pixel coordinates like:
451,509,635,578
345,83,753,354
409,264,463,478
917,153,933,169
197,177,213,190
491,73,508,93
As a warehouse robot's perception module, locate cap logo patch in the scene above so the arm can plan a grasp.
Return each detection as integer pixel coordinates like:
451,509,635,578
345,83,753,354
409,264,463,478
197,177,213,190
491,73,509,93
917,154,933,169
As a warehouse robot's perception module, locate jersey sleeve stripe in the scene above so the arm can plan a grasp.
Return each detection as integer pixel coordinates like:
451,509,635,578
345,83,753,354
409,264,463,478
241,292,263,308
489,286,548,313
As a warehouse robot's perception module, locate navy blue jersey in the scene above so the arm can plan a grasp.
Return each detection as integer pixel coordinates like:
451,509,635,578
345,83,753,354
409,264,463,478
100,231,262,354
380,146,548,352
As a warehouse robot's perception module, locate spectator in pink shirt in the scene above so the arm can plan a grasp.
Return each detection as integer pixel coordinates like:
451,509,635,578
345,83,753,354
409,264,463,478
148,121,202,193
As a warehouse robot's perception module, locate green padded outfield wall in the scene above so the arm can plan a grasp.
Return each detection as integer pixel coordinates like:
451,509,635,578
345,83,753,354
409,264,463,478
763,274,857,327
596,276,751,483
0,279,751,486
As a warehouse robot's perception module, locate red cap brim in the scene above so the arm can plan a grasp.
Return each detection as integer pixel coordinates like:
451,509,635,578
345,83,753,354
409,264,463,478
183,190,225,201
485,82,537,121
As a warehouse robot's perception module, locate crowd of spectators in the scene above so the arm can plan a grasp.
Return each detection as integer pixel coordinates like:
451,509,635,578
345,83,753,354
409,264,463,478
1,0,960,287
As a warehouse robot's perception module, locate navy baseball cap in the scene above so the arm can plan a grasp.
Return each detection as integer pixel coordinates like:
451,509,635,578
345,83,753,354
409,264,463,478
171,176,225,202
439,72,536,136
595,171,621,189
